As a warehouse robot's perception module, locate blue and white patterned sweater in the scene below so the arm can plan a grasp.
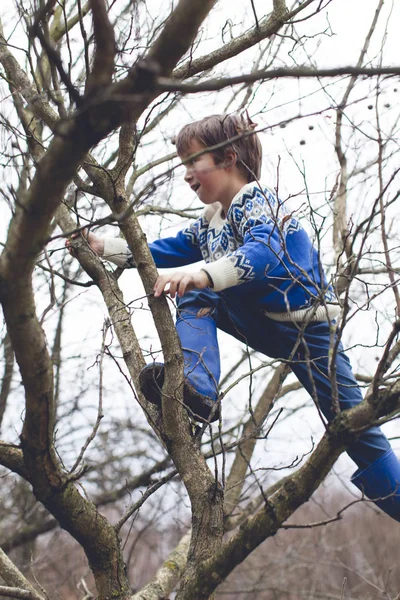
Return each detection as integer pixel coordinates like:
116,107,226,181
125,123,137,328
104,183,337,317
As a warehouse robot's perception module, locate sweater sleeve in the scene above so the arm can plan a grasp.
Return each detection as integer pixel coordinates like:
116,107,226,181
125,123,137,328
102,220,203,269
202,187,292,292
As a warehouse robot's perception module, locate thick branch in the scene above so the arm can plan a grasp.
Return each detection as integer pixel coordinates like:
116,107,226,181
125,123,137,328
1,457,173,553
85,0,116,95
102,194,225,573
112,121,137,182
147,0,217,76
0,443,29,480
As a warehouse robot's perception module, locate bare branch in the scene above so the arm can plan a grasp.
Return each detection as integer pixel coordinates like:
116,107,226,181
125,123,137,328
147,0,217,76
158,65,400,93
273,0,288,16
0,549,44,600
173,0,316,79
131,531,191,600
0,334,14,432
68,320,107,474
333,0,385,268
85,0,116,95
51,2,91,43
0,586,43,600
224,364,289,516
0,442,29,480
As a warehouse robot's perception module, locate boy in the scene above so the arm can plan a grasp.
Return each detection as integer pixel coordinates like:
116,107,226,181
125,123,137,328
74,113,400,522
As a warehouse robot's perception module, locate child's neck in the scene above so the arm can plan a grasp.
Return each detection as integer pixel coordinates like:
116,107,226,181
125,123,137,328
219,178,249,215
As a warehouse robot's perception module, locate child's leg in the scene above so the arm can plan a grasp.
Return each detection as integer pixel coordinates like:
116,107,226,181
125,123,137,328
140,289,222,422
141,287,400,520
201,291,400,521
175,289,221,401
274,320,400,521
275,321,390,469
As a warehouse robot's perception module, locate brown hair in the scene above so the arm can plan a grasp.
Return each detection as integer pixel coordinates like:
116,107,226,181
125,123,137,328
175,113,262,182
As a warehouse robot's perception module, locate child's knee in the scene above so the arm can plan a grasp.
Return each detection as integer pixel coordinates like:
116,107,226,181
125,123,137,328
176,288,220,312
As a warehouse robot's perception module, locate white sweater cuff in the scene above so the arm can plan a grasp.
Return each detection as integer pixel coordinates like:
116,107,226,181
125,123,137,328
103,238,132,267
202,257,240,292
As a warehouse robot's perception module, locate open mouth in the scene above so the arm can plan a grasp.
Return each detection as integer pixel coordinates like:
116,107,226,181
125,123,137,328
191,184,201,193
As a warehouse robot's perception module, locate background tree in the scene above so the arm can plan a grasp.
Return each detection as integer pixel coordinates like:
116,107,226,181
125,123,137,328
0,0,399,598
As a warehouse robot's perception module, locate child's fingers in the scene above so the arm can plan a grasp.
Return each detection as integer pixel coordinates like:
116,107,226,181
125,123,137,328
154,273,202,298
168,278,178,298
65,238,76,256
65,228,87,254
154,274,171,297
69,228,87,241
177,275,193,297
170,273,189,298
154,273,189,298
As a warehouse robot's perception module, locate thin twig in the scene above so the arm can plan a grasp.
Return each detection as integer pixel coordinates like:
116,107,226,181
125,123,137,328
114,470,178,532
68,319,109,474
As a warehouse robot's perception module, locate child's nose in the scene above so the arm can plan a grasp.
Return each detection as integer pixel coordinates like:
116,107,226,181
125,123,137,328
184,167,193,182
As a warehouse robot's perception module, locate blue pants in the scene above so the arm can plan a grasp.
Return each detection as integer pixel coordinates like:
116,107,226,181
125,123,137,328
177,288,390,471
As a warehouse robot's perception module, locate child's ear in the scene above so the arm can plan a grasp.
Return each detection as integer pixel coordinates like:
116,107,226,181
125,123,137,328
224,149,237,169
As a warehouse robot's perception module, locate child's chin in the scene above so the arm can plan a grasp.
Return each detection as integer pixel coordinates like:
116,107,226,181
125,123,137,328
198,194,214,204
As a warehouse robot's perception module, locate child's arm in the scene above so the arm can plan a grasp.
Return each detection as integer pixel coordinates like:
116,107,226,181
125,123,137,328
92,231,211,297
67,225,204,269
151,222,281,298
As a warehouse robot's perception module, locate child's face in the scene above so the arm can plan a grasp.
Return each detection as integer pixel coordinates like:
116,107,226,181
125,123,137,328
180,139,242,208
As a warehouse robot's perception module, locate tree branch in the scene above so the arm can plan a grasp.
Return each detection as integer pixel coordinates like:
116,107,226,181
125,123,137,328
0,586,43,600
85,0,116,96
0,549,44,600
147,0,217,76
51,1,91,43
158,65,400,93
132,531,191,600
0,334,14,432
175,391,400,599
0,442,29,480
333,0,385,277
224,364,289,517
173,0,316,80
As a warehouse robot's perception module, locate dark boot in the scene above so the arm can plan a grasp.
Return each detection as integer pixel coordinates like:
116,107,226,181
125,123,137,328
139,312,221,423
351,448,400,522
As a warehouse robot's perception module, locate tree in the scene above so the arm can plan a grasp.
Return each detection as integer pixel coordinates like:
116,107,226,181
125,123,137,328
0,0,399,598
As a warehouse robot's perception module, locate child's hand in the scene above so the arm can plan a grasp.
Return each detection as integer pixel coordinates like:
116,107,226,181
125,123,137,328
154,270,211,298
65,229,105,257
